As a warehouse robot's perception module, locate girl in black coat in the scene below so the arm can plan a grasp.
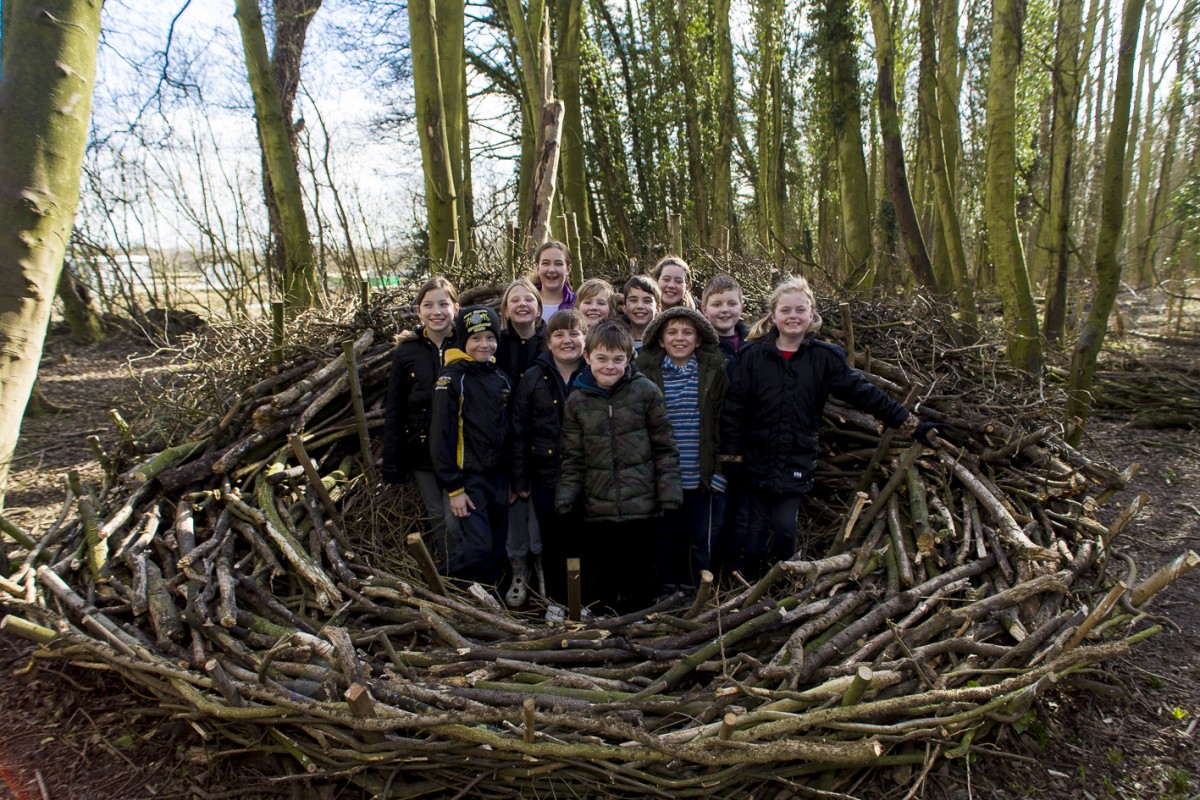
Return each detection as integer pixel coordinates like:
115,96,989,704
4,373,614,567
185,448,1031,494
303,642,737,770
721,276,925,579
382,276,461,570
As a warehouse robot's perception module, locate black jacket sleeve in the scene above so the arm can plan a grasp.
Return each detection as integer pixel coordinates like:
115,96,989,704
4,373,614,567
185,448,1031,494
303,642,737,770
823,344,910,429
381,346,410,483
429,369,466,496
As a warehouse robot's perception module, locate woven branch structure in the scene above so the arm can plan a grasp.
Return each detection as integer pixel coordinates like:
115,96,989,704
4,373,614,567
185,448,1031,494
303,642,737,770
2,286,1195,799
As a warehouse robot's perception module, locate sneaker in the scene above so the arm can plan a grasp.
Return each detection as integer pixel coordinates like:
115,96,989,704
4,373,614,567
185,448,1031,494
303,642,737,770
505,574,528,607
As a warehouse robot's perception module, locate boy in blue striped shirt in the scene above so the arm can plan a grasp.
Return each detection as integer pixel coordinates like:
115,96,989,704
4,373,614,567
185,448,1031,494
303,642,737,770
635,307,729,593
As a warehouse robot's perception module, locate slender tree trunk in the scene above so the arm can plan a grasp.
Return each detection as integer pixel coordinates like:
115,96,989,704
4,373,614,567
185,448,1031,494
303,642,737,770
710,0,737,251
1037,0,1086,344
825,0,874,290
868,0,938,291
0,0,102,501
260,0,322,299
555,0,592,255
985,0,1043,371
235,0,318,306
919,0,978,333
1066,0,1146,443
410,0,462,264
1143,8,1193,276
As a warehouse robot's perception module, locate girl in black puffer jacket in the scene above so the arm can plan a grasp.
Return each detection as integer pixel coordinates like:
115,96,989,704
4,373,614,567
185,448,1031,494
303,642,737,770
382,276,461,570
721,276,923,579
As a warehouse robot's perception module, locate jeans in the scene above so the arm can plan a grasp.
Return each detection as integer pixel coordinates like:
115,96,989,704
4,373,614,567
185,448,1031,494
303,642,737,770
658,488,727,590
742,490,805,580
505,497,541,561
448,469,509,585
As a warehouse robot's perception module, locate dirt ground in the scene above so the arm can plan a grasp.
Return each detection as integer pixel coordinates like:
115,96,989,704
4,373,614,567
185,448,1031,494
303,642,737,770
1,320,1197,800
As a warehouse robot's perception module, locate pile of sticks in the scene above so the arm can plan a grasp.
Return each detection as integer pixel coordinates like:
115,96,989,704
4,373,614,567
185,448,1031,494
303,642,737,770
2,294,1196,798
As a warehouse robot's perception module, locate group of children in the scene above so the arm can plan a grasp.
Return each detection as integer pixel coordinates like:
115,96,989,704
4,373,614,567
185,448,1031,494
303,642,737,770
383,241,936,614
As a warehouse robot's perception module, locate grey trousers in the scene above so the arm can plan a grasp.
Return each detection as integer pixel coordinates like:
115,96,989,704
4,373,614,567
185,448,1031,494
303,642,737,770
413,469,461,573
505,496,541,561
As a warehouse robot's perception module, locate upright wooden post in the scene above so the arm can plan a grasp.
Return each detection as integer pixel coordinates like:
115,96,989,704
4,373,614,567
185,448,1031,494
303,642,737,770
507,219,520,279
342,342,377,482
567,558,581,622
669,212,683,256
444,239,458,272
359,279,370,310
570,212,582,277
271,300,285,366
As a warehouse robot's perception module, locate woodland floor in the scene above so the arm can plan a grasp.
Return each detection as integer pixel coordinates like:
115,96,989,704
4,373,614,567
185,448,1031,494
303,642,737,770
1,311,1198,800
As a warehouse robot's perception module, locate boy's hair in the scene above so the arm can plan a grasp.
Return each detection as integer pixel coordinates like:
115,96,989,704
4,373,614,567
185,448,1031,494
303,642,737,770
416,275,459,307
576,278,615,319
585,319,634,357
652,255,692,287
747,275,824,340
701,274,743,305
500,277,543,325
623,275,662,305
546,308,586,337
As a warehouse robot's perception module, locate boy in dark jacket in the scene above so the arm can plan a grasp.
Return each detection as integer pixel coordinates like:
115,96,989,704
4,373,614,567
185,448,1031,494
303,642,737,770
635,306,728,592
511,309,587,603
431,306,512,585
556,321,682,613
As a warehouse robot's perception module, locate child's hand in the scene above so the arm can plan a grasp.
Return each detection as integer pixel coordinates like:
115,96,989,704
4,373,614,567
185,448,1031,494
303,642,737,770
450,493,476,518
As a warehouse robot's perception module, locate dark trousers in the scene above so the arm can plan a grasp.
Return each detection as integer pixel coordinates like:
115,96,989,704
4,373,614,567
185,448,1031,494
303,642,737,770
658,488,727,590
531,484,578,603
447,469,509,585
584,518,658,614
742,490,805,580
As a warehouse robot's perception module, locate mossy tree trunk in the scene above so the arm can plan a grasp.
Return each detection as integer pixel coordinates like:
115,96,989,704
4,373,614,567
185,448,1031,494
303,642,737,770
555,0,592,259
823,0,874,291
918,0,978,335
984,0,1043,372
235,0,319,307
710,0,737,252
0,0,102,502
1066,0,1146,444
867,0,938,292
410,0,463,266
1035,0,1086,344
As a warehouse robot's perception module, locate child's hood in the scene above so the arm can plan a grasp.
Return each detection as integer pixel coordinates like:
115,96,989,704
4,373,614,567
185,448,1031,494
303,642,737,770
573,363,638,397
641,306,720,357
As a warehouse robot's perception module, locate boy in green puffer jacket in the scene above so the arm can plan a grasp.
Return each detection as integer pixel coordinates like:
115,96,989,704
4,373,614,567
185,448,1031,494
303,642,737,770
556,321,682,613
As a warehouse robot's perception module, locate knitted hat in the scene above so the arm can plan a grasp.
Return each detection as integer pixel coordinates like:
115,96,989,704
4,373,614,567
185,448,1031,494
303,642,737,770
455,305,501,344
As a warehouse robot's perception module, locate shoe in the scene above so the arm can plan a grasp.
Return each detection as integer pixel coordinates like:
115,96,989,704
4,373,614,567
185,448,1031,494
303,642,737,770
505,558,529,607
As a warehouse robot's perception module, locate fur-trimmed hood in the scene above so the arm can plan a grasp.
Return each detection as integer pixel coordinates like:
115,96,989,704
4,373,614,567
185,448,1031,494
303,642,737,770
640,306,720,356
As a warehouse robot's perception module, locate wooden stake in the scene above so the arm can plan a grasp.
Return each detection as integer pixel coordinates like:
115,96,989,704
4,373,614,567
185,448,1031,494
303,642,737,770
507,219,519,278
839,302,855,365
445,239,458,271
670,212,683,256
359,278,370,311
342,341,377,482
271,300,285,367
841,665,874,706
406,533,446,596
288,434,338,521
522,696,536,742
685,570,714,619
567,558,581,622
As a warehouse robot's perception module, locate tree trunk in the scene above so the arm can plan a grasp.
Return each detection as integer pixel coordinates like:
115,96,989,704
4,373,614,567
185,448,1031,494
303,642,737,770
1036,0,1086,344
410,0,462,265
825,0,874,290
710,0,737,251
260,0,322,304
58,262,105,345
0,0,102,502
867,0,938,292
1066,0,1146,443
984,0,1043,372
234,0,318,307
555,0,592,258
528,100,566,249
919,0,978,334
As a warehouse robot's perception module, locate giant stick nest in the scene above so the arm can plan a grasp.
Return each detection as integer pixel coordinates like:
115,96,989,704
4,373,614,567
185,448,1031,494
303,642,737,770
2,272,1194,799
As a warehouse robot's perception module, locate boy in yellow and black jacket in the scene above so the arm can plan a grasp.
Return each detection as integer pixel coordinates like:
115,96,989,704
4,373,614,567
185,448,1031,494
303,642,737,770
430,306,512,584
